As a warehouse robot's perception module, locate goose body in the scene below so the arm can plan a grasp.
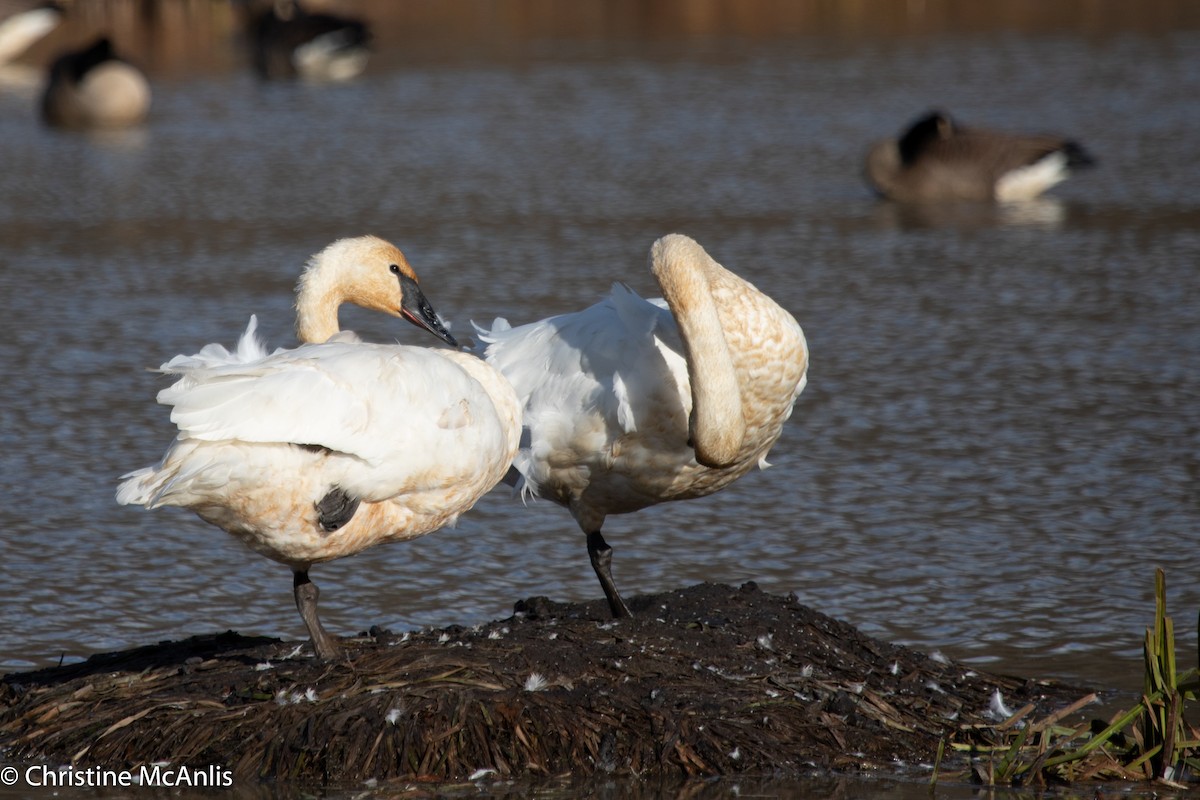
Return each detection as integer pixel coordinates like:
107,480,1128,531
41,36,150,129
248,0,370,81
0,2,61,66
865,110,1095,203
476,234,808,616
118,236,521,657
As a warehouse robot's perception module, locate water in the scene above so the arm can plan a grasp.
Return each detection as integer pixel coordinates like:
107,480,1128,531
1,1,1198,741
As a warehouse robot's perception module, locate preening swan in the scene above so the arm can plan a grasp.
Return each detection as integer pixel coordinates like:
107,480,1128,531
117,236,522,658
41,36,150,129
865,109,1095,203
475,233,808,617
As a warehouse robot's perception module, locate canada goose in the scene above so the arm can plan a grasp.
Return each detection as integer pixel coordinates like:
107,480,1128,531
41,36,150,129
865,110,1095,203
247,0,370,81
0,1,62,66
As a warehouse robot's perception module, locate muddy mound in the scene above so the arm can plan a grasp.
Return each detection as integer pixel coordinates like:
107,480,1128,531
1,582,1086,787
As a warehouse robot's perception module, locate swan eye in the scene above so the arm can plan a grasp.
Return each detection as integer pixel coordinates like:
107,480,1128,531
389,264,401,274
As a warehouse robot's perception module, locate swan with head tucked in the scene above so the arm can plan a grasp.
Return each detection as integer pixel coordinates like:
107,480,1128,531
475,233,809,617
117,236,522,658
864,109,1095,203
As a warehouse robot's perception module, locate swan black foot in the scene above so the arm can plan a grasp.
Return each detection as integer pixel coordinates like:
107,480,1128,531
316,486,359,532
587,531,633,619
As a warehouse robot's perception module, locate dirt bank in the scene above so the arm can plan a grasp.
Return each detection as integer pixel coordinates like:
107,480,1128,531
1,582,1093,789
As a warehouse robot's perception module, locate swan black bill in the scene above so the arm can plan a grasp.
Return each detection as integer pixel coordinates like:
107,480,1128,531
398,274,458,348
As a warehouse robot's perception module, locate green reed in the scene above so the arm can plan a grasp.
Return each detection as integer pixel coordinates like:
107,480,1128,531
946,568,1200,787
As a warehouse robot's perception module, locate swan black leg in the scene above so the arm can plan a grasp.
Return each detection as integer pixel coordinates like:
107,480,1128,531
293,570,340,659
587,531,633,618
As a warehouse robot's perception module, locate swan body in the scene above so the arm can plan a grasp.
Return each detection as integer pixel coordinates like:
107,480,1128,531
248,0,370,81
41,37,150,129
475,233,808,616
865,110,1095,203
118,236,521,657
118,325,519,567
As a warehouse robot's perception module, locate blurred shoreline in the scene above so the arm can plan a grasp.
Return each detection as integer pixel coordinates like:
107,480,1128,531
8,0,1200,78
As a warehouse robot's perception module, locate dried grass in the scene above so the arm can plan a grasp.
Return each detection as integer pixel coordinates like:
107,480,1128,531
2,582,1095,789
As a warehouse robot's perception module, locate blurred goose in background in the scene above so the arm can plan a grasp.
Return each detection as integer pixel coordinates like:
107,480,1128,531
117,236,521,659
865,109,1096,203
0,1,61,87
475,234,809,618
247,0,370,81
41,36,150,129
0,1,61,65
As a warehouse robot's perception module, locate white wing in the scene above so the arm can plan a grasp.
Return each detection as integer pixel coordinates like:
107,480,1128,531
150,319,510,501
475,284,691,501
477,284,679,420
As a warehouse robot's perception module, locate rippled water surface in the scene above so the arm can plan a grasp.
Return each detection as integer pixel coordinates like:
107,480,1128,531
2,5,1198,724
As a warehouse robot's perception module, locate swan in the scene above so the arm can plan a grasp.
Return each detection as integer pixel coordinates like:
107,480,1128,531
864,109,1096,203
475,233,809,617
41,36,150,129
117,236,522,658
245,0,371,81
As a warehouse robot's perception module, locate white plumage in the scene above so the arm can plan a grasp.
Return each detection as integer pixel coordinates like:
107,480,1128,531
119,318,518,565
475,233,809,616
118,236,521,658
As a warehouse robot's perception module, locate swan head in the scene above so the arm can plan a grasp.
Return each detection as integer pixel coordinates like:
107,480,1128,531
295,235,458,347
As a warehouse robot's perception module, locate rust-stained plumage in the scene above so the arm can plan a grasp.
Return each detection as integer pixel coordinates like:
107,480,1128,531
476,234,808,617
118,236,521,658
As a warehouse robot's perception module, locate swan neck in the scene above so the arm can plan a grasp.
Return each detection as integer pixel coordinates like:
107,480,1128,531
294,258,343,344
652,235,746,468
